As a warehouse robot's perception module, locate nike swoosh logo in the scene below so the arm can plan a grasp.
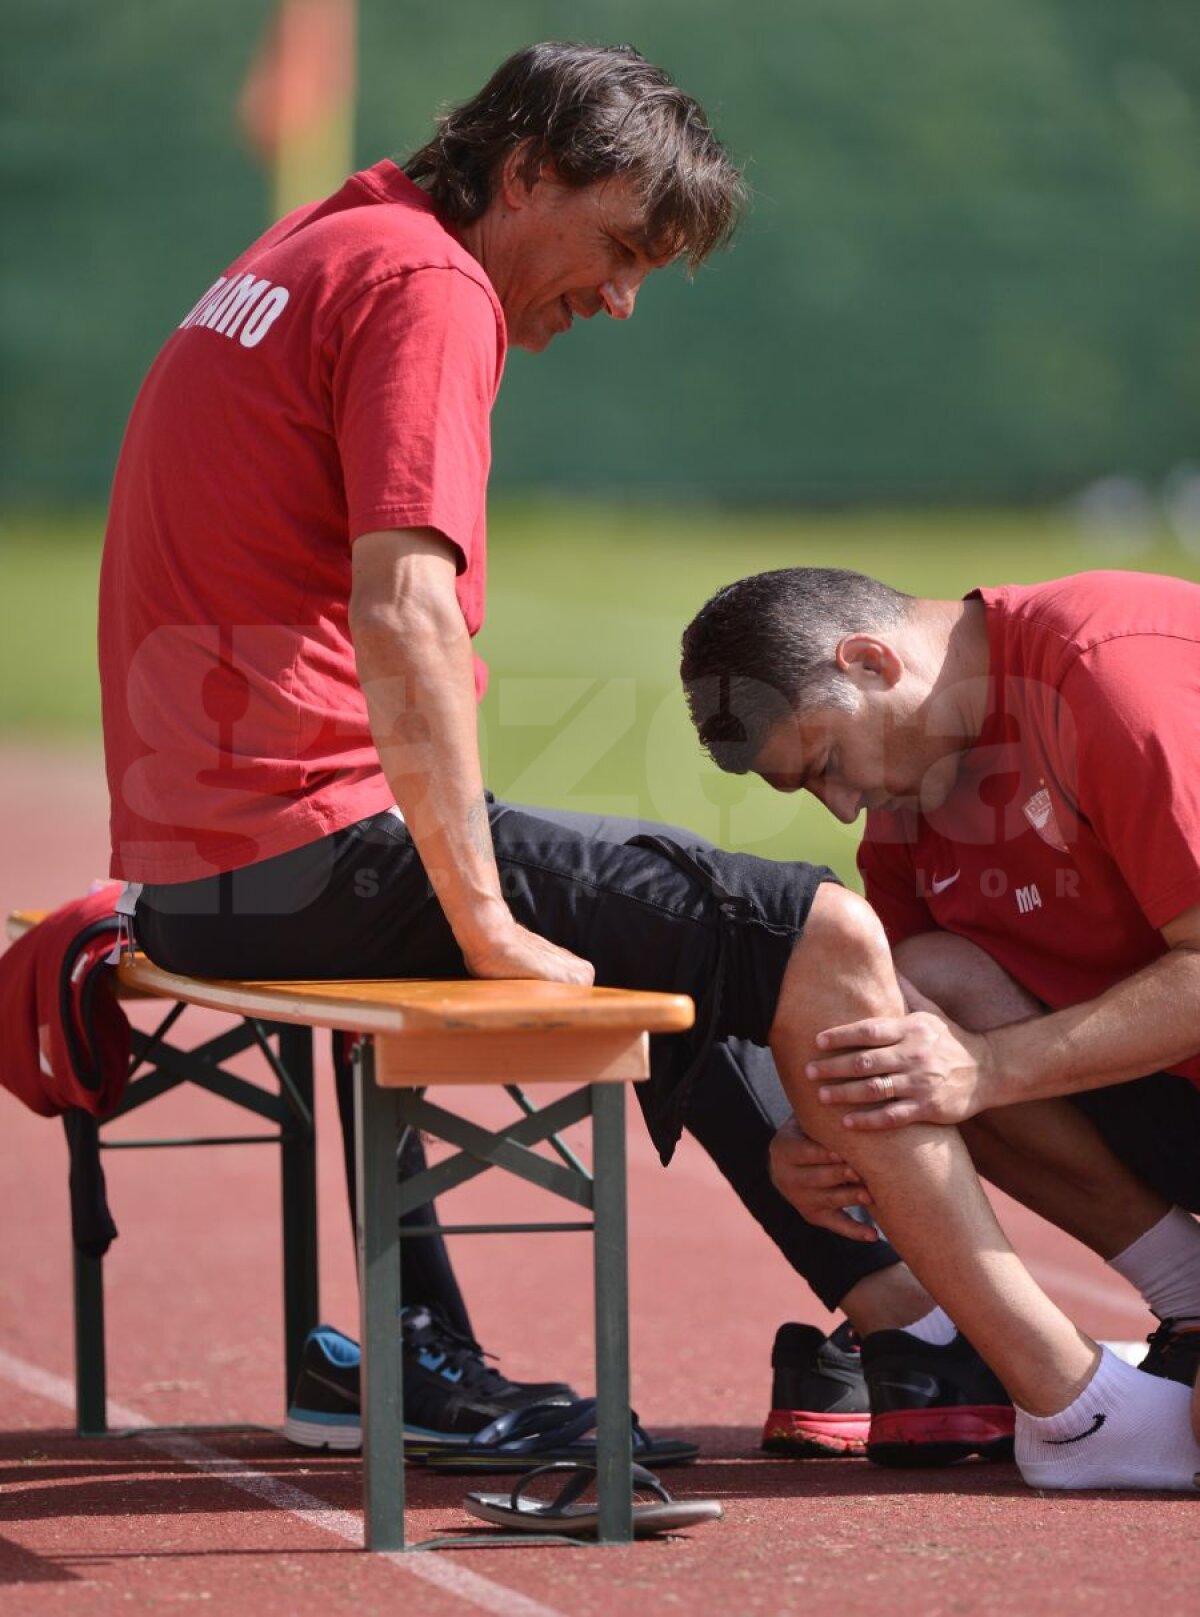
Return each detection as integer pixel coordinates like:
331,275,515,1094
306,1369,360,1407
873,1373,942,1399
931,871,961,894
1044,1412,1106,1445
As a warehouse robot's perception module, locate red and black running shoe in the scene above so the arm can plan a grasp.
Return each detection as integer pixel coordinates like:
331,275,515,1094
862,1328,1014,1467
1139,1318,1200,1386
761,1321,869,1458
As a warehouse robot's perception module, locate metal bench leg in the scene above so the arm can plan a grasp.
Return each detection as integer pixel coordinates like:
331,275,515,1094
591,1082,633,1543
276,1024,319,1406
73,1247,107,1437
354,1040,406,1550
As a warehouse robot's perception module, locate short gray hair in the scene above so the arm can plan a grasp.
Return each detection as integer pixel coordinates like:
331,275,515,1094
680,567,912,772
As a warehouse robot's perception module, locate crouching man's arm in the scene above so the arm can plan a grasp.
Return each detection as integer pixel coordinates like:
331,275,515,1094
804,904,1200,1130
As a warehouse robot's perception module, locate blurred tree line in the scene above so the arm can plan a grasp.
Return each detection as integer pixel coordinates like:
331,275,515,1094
2,0,1196,506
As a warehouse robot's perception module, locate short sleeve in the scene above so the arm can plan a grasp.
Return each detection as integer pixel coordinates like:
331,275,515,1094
858,817,934,945
1060,635,1200,929
330,267,502,563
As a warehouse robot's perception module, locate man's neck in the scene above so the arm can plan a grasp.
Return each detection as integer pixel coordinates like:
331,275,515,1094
458,208,509,300
912,597,992,748
944,597,991,742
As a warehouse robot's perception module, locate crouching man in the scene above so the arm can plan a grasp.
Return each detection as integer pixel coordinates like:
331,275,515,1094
681,565,1200,1488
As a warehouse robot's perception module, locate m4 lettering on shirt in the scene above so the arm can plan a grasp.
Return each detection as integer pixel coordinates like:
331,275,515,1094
179,273,290,347
1016,882,1042,915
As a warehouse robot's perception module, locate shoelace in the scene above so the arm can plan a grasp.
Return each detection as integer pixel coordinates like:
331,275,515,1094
401,1306,510,1392
829,1320,862,1356
1144,1317,1200,1357
1144,1318,1176,1357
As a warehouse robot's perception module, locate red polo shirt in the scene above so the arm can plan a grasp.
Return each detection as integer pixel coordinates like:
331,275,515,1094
859,571,1200,1087
100,162,506,882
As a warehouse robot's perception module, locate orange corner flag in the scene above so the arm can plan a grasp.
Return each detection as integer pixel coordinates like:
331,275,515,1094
239,0,358,220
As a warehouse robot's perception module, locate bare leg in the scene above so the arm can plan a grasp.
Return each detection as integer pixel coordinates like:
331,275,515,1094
894,932,1171,1256
839,1264,935,1336
770,886,1097,1415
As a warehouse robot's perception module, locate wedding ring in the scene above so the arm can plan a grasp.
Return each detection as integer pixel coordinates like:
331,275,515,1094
878,1074,895,1100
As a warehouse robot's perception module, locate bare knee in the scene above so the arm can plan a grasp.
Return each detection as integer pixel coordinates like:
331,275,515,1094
771,883,902,1050
796,882,897,994
893,931,1040,1030
770,889,955,1172
808,880,890,953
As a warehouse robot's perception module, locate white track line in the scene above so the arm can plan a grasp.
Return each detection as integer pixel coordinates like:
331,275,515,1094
0,1346,566,1617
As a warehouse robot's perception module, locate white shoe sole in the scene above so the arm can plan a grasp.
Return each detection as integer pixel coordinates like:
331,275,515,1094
283,1413,362,1451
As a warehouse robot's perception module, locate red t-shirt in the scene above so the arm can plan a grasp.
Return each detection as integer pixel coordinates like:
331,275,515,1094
859,571,1200,1086
100,162,506,882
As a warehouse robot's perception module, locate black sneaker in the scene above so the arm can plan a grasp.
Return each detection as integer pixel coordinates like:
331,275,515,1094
283,1308,577,1452
1139,1318,1200,1386
761,1321,870,1457
862,1328,1015,1467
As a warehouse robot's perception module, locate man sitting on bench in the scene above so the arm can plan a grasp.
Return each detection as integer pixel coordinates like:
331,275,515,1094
99,41,1015,1466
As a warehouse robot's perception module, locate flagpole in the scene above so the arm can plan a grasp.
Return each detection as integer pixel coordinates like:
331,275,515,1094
240,0,359,223
272,56,358,221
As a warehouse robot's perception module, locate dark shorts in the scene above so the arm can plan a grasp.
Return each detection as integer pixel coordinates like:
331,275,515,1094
136,803,840,1160
1072,1070,1200,1210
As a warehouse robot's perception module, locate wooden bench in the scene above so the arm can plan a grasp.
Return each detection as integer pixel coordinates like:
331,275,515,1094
6,909,694,1549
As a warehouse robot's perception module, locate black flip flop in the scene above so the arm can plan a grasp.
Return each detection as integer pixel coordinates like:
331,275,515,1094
465,1461,722,1538
421,1396,699,1472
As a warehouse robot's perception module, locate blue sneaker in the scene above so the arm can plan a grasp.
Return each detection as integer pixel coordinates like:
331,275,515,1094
283,1310,577,1452
284,1324,364,1450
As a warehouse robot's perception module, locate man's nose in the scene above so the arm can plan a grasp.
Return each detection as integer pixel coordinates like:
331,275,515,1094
811,781,863,825
599,276,639,320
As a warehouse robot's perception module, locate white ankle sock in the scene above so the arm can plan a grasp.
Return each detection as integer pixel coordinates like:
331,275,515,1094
1016,1347,1200,1491
903,1306,958,1346
1109,1206,1200,1325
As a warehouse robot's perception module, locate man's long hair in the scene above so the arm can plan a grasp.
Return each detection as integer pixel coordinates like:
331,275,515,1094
405,42,744,270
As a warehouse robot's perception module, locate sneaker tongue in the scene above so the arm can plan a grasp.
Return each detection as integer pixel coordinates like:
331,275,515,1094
400,1305,498,1386
829,1320,862,1354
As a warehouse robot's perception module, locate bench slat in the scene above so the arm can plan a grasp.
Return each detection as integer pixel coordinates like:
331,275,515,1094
120,959,694,1036
6,909,695,1038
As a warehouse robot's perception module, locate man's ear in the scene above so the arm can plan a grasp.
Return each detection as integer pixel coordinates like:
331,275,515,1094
497,142,550,209
834,633,903,688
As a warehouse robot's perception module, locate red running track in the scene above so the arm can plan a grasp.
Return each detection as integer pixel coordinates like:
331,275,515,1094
1,746,1197,1616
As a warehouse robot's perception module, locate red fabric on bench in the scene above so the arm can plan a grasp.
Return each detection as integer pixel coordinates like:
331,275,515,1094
0,886,131,1118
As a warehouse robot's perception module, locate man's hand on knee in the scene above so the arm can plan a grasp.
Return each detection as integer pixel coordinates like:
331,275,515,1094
768,1118,880,1241
805,980,998,1131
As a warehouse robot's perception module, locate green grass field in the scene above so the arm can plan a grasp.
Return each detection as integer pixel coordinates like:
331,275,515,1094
3,502,1195,882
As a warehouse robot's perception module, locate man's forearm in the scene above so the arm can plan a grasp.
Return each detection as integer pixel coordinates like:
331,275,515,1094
807,921,1200,1128
353,587,508,951
984,946,1200,1106
347,528,591,988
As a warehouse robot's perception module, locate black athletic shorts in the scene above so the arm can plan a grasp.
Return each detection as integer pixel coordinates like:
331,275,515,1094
1073,1071,1200,1210
136,803,840,1160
